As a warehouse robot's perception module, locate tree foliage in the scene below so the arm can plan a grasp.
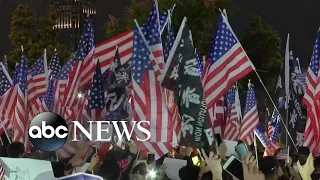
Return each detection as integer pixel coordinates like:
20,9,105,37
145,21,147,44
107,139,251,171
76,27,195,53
106,0,233,55
8,5,70,71
239,15,282,110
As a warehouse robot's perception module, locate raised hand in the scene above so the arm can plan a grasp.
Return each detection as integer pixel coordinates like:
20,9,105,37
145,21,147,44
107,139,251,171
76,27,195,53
200,149,223,180
242,152,265,180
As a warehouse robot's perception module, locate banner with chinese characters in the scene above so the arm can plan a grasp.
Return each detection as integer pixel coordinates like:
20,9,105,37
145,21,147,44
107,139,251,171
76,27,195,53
288,85,305,147
161,17,214,149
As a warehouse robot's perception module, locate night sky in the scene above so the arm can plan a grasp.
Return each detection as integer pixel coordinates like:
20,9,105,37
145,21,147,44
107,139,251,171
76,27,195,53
1,0,320,68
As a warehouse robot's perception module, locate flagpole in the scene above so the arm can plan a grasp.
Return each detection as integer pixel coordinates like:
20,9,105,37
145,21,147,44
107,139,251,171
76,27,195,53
285,97,289,148
219,10,298,152
284,34,290,149
254,70,298,152
253,133,259,169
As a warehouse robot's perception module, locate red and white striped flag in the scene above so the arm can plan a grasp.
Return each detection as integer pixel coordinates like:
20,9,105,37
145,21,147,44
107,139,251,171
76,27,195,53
0,85,18,135
223,87,240,141
240,84,259,146
203,13,253,110
302,29,320,156
130,23,177,159
63,17,95,109
13,49,29,148
28,51,48,98
0,161,5,180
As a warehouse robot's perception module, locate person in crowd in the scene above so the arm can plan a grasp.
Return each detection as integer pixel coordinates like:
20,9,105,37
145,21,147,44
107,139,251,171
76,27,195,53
6,141,24,158
0,129,12,157
179,164,200,180
297,153,315,180
95,143,138,180
311,156,320,179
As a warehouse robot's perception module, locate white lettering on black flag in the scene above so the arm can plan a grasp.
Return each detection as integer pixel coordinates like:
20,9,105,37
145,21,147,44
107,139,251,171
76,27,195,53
161,17,212,148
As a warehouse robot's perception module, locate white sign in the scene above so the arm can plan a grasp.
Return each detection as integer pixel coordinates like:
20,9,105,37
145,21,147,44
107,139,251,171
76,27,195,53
0,157,54,180
75,163,90,173
163,158,187,180
224,140,239,158
57,172,103,180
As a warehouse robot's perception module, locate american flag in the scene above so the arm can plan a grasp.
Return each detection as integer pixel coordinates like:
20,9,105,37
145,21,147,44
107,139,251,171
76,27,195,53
0,62,12,96
163,10,174,62
85,61,106,121
13,50,29,146
63,17,94,108
48,49,61,80
223,86,240,141
131,24,175,158
57,95,89,159
53,59,74,115
13,63,20,84
94,8,172,73
43,78,55,110
302,29,320,156
159,7,173,34
266,121,273,139
0,86,17,136
43,51,62,110
0,161,4,180
203,14,254,109
71,93,89,137
240,84,259,146
254,128,278,157
140,0,165,79
0,62,14,135
276,148,289,160
195,49,203,75
270,118,281,143
28,53,48,98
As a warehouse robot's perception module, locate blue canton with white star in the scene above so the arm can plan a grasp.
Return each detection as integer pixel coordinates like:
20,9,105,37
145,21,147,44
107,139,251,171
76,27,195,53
209,16,237,65
140,0,162,46
164,21,175,62
30,55,45,76
0,64,12,96
244,87,257,115
43,79,55,110
75,18,94,61
270,118,280,142
87,61,105,110
57,59,74,80
48,50,61,80
13,63,20,84
132,26,153,84
18,53,28,96
254,129,270,148
309,30,320,76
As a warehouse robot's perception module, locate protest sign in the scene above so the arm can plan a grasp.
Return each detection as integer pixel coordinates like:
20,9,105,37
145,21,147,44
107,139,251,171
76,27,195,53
0,157,54,180
57,173,103,180
163,158,187,180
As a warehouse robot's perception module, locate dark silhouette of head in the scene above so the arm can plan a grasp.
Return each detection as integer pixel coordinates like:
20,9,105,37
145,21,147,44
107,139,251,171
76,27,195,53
7,141,25,158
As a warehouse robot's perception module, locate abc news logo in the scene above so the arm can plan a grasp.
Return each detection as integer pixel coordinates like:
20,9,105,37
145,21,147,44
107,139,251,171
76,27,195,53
28,112,151,152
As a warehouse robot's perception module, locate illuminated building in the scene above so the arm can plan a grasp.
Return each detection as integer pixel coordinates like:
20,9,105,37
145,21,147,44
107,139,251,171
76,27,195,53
51,0,96,52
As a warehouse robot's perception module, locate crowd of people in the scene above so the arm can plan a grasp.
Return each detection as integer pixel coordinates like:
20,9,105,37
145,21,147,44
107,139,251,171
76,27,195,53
0,132,319,180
